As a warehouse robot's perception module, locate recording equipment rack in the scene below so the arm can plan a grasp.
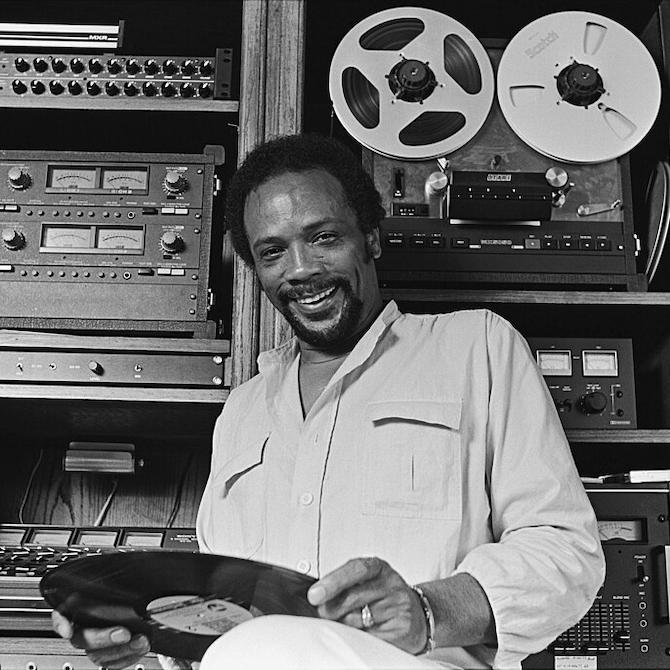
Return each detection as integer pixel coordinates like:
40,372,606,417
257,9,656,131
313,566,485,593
0,48,234,110
0,147,224,336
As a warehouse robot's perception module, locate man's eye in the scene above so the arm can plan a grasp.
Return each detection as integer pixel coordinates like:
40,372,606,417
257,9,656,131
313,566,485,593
260,247,283,260
313,232,337,244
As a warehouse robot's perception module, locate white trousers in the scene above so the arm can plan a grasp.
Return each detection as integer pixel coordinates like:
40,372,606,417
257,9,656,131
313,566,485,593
198,615,460,670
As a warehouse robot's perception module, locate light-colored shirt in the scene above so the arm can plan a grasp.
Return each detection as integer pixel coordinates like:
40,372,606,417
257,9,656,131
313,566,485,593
197,302,605,669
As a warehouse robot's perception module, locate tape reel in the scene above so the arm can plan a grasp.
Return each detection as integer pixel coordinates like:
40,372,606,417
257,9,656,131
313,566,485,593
328,7,494,160
497,11,661,164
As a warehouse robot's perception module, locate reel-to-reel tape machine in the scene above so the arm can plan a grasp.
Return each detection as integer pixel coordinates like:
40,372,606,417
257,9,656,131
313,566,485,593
329,8,662,289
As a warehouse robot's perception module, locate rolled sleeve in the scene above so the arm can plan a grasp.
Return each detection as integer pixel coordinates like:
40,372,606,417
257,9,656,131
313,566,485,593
455,313,605,667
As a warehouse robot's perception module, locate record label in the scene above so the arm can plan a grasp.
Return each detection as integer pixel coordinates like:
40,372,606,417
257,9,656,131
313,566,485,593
146,594,253,636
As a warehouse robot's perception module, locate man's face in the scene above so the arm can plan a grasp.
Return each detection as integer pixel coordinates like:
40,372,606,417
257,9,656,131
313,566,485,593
244,169,382,349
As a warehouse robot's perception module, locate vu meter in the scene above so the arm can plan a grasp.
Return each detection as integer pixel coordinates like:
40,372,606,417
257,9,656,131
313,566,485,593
0,147,223,336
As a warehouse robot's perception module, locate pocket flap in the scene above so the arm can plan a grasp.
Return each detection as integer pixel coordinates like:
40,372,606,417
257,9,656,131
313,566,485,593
213,431,269,487
365,399,461,429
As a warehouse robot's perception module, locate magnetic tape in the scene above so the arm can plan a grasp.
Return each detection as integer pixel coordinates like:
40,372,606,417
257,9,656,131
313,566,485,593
329,8,662,289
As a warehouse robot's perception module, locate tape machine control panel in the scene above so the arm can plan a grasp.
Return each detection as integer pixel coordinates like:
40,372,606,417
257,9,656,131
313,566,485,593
0,148,222,335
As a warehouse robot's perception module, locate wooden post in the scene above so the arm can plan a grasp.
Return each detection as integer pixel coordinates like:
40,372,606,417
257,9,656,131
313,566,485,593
231,0,305,387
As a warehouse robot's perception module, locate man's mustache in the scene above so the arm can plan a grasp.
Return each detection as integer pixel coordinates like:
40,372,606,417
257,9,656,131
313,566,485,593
279,279,346,303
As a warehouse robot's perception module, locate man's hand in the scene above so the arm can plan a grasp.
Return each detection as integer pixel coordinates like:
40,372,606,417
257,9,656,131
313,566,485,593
51,610,151,669
306,557,427,654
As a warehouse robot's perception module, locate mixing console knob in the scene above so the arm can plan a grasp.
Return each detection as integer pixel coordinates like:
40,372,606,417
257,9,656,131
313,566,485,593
161,82,177,97
2,229,25,250
68,80,83,95
70,58,85,74
30,79,45,94
86,81,101,96
49,80,65,95
8,167,31,190
199,60,213,76
126,58,141,75
123,82,138,96
105,81,120,96
33,57,48,73
179,82,195,98
181,59,195,75
163,171,188,194
160,231,185,253
579,391,607,415
162,59,178,75
88,58,103,74
142,81,158,97
107,58,122,74
14,57,29,73
198,82,213,98
12,80,27,94
144,59,159,75
52,57,66,73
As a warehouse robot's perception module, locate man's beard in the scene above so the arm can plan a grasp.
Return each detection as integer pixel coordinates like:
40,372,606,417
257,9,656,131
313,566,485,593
278,277,364,349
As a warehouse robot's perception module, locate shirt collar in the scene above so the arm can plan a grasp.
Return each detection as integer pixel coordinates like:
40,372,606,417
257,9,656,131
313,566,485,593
257,300,402,389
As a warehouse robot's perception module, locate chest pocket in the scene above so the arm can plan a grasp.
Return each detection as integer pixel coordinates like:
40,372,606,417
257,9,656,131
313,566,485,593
362,399,462,520
211,431,269,558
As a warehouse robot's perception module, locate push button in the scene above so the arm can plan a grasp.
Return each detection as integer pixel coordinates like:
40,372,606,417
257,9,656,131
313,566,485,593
579,238,594,250
299,492,314,506
451,237,469,248
524,238,541,249
541,239,559,249
596,239,611,251
384,232,405,248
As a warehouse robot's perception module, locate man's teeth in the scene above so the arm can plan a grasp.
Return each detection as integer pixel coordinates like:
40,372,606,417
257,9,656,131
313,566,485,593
296,287,336,304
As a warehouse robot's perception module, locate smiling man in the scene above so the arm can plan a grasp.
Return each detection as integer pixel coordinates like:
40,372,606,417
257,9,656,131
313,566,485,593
53,134,604,670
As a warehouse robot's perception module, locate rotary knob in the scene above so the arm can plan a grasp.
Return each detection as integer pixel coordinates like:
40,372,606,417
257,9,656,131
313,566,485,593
126,58,141,75
161,82,176,97
68,80,83,95
179,82,195,98
163,171,188,194
579,391,608,415
88,360,104,375
88,58,103,74
33,57,48,73
14,57,30,73
142,81,158,97
49,80,65,95
160,231,185,253
2,228,25,250
123,82,138,96
11,79,27,94
162,59,178,75
181,59,195,75
198,82,213,98
199,60,213,76
30,79,45,94
8,166,31,190
107,58,122,74
86,81,101,96
105,81,120,96
70,58,85,74
144,59,159,75
51,58,66,73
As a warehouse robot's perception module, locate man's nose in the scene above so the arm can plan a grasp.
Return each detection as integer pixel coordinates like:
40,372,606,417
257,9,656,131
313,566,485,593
284,244,322,282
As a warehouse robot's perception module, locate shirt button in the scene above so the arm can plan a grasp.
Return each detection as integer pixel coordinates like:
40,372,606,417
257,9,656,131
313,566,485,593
296,560,311,573
299,492,314,506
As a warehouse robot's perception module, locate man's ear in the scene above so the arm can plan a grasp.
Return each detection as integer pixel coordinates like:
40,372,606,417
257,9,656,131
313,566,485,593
365,228,382,260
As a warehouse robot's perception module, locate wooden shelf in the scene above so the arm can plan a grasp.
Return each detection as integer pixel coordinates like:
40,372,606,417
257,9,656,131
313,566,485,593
382,289,670,306
567,429,670,443
0,98,239,113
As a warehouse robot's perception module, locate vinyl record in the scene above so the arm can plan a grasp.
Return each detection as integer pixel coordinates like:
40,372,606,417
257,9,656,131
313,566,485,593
329,7,494,160
497,11,661,163
40,551,317,661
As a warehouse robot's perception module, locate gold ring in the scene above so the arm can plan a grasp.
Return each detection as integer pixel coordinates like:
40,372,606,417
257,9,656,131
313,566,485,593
361,603,375,629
